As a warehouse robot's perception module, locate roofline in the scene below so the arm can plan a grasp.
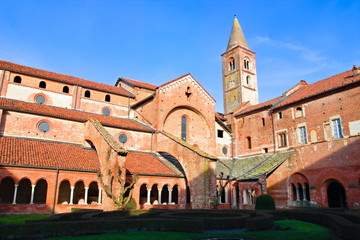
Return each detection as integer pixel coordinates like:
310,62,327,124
221,45,255,56
159,73,216,103
130,94,156,109
117,77,158,91
273,78,360,111
0,66,135,99
215,116,232,133
0,164,98,173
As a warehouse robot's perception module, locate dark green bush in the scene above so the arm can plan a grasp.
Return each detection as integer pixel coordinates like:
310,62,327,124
255,194,276,210
125,198,137,210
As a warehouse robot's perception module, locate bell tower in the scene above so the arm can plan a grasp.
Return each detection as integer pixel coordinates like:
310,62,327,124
222,17,258,114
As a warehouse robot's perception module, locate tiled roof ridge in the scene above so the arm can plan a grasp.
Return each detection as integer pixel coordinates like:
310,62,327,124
215,116,232,133
130,93,156,109
151,152,184,177
87,118,128,155
160,131,218,160
235,96,283,117
0,135,87,148
0,60,134,98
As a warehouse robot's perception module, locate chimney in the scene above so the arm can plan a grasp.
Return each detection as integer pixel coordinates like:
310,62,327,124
353,65,360,76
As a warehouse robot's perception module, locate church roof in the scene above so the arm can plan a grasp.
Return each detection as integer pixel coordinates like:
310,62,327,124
0,60,134,98
226,17,249,51
0,98,154,133
118,77,158,91
235,67,360,117
216,151,293,180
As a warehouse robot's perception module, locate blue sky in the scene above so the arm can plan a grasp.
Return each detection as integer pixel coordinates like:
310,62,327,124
1,0,359,112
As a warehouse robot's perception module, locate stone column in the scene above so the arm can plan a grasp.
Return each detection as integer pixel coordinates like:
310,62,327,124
158,189,162,204
84,187,89,204
303,187,308,201
296,187,300,201
12,184,18,204
145,189,151,205
168,189,173,204
225,187,228,203
69,186,75,204
98,188,102,204
30,185,36,204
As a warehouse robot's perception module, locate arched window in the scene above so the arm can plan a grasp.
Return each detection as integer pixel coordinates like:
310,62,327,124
150,184,158,204
39,81,46,89
246,75,251,85
297,183,304,201
244,58,250,70
16,178,32,204
295,107,303,118
0,177,15,204
34,179,47,204
84,90,91,98
139,184,148,204
161,185,169,204
73,181,85,204
105,94,111,102
229,57,236,71
63,86,69,93
246,137,252,149
291,183,297,200
88,182,99,204
58,180,71,204
172,185,179,204
220,187,226,203
14,76,22,83
181,116,187,142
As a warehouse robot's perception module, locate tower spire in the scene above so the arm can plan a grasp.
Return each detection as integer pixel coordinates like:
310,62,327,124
226,16,249,51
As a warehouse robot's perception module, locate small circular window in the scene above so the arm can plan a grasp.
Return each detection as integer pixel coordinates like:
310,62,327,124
36,95,45,104
38,122,50,133
102,108,110,116
119,134,128,143
222,146,228,155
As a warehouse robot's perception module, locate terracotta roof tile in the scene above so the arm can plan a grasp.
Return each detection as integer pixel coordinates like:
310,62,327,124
0,60,134,98
276,69,360,108
120,77,158,90
235,96,283,117
125,151,183,177
0,136,99,171
0,98,154,132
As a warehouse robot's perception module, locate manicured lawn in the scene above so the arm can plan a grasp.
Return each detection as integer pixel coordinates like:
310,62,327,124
45,220,331,240
0,214,51,224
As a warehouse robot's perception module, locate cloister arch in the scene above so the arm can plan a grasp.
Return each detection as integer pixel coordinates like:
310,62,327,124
34,179,47,204
0,177,15,204
16,178,31,204
58,180,71,204
324,179,347,208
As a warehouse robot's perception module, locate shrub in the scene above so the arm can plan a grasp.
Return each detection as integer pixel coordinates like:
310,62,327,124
125,198,137,210
255,194,276,210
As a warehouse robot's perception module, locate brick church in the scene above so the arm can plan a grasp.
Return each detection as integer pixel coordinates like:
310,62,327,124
0,18,359,213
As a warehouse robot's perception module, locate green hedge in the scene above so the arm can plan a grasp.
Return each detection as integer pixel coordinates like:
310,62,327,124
255,194,276,210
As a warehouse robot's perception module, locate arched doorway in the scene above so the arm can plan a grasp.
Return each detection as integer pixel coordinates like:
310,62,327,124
327,181,347,208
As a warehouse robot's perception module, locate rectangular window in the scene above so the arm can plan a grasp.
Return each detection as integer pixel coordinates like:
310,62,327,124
332,118,343,139
279,133,287,147
299,126,307,144
278,112,283,119
262,118,265,127
217,129,224,138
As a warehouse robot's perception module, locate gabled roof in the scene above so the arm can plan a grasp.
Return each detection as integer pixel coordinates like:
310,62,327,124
0,98,155,133
117,77,158,91
159,73,216,103
275,69,360,108
0,136,100,171
0,60,134,98
216,151,293,180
